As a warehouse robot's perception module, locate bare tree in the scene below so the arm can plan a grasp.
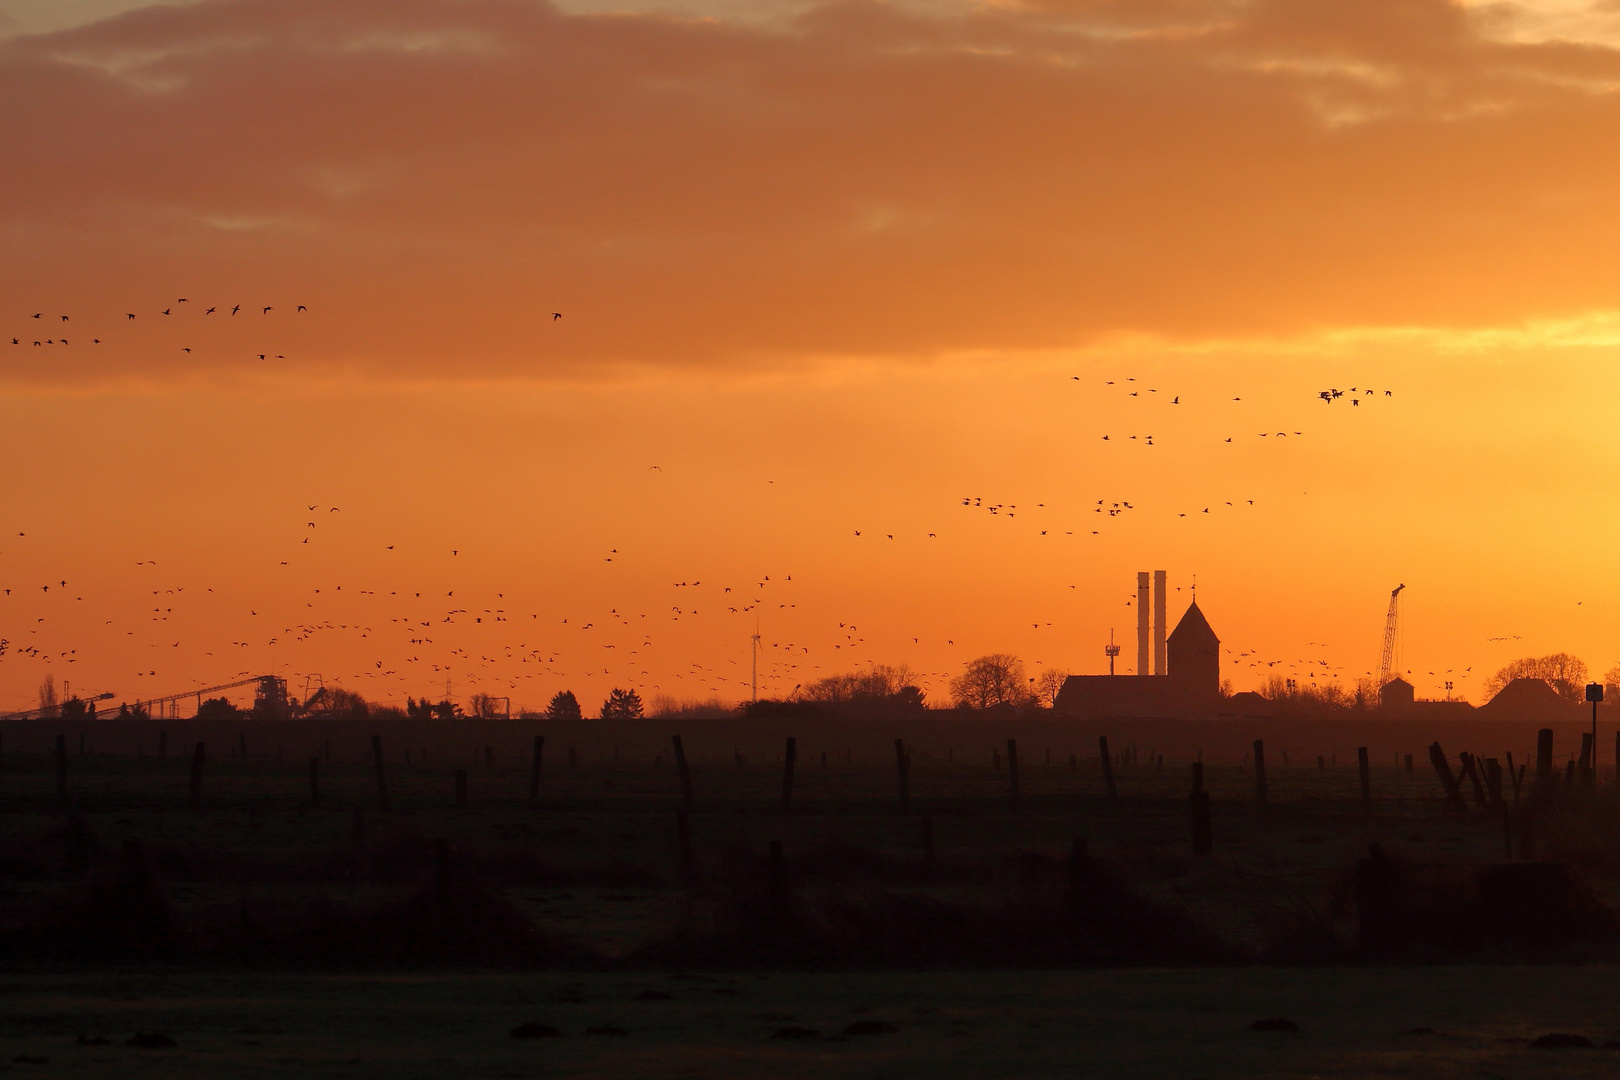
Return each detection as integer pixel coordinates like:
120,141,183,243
468,692,505,720
37,673,58,718
1034,668,1068,708
951,654,1030,709
802,664,916,705
1484,653,1588,703
1606,664,1620,705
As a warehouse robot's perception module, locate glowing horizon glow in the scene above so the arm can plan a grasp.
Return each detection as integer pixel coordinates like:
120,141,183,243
7,0,1620,714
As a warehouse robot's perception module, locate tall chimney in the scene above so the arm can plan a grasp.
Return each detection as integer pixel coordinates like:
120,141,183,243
1136,572,1150,676
1153,570,1167,676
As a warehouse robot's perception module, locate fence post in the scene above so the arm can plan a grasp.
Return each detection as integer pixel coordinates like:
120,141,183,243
371,734,390,811
1006,739,1020,805
1484,757,1502,811
1189,762,1212,856
672,735,693,809
1357,746,1371,814
1252,739,1268,813
894,738,911,812
189,741,205,807
529,735,544,806
1428,742,1466,811
1579,732,1595,785
1098,735,1117,808
781,737,796,810
1536,728,1554,783
676,808,693,876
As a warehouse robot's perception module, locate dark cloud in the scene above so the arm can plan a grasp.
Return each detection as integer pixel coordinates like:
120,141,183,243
5,0,1620,382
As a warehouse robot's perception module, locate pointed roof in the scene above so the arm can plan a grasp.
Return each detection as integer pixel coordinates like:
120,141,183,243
1167,600,1218,646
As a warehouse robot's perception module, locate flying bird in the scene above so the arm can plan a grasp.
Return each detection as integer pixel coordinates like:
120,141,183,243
552,312,562,320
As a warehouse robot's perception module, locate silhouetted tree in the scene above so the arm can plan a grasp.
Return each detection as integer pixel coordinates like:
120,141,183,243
38,674,58,718
802,664,916,705
469,692,506,719
545,691,582,722
406,697,435,721
59,696,89,721
599,688,644,720
195,697,241,723
431,699,461,721
951,654,1030,709
1484,654,1588,703
1035,668,1068,707
1606,665,1620,705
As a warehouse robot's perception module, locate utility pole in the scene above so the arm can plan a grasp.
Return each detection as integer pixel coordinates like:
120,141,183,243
1588,682,1603,780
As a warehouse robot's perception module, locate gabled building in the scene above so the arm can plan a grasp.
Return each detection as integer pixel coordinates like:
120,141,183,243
1054,599,1222,719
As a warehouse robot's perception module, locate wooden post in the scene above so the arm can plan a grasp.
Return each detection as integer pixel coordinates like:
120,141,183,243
1536,728,1554,782
1579,732,1595,785
1484,757,1502,811
1506,751,1522,805
1098,735,1118,808
529,735,544,805
1428,742,1466,811
894,738,911,812
308,757,320,804
189,741,205,807
1357,746,1371,814
672,735,693,809
54,734,67,800
1189,762,1212,856
1006,739,1020,804
676,808,693,872
371,734,390,811
1462,753,1490,809
455,768,468,807
1252,739,1268,813
781,737,797,809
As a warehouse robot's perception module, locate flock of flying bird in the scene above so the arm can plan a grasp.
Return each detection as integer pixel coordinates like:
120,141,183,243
7,299,310,362
2,305,1431,709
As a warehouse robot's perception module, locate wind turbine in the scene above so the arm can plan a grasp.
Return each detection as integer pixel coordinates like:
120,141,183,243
751,620,762,703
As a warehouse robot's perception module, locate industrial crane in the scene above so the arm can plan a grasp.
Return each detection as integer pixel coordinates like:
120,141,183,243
1377,584,1404,697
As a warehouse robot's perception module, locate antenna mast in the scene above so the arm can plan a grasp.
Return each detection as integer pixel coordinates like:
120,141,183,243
1378,584,1405,695
1105,628,1121,676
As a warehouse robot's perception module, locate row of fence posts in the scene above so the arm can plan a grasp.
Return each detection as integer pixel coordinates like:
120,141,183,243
31,728,1611,834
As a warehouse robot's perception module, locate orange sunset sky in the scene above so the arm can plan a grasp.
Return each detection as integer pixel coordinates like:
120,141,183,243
6,0,1620,713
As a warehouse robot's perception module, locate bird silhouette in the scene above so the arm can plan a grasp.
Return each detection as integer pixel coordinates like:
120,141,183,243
553,312,562,320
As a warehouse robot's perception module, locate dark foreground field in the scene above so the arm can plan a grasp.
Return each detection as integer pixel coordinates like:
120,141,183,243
4,716,1620,1075
5,966,1620,1078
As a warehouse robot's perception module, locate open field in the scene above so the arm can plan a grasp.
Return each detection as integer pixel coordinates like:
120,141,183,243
5,966,1620,1079
5,715,1620,1075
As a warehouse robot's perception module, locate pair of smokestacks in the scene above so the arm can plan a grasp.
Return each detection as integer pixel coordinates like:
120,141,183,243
1136,570,1167,677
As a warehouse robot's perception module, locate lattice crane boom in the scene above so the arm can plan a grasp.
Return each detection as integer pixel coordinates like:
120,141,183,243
1378,583,1405,693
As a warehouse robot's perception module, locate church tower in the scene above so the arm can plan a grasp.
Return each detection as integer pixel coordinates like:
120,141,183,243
1167,601,1220,698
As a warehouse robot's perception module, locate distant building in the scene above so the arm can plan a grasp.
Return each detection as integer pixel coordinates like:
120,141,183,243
1054,600,1221,719
1379,677,1415,709
1475,677,1585,723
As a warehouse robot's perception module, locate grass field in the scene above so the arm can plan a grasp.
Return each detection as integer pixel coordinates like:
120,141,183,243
4,966,1620,1078
4,719,1620,1076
